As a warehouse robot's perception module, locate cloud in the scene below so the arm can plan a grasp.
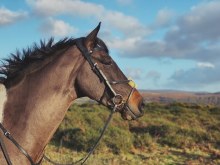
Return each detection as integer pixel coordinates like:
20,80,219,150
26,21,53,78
0,7,27,26
109,37,170,58
125,68,143,80
163,0,220,60
154,8,175,28
105,0,220,63
169,65,220,89
26,0,104,17
107,37,142,55
26,0,150,37
197,62,215,69
176,1,220,42
103,11,150,37
40,18,78,37
26,0,220,66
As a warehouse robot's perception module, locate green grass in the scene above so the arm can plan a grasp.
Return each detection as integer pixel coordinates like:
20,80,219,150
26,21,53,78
43,102,220,165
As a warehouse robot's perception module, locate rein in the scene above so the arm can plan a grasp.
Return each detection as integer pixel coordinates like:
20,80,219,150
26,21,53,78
0,37,135,165
44,105,117,165
0,123,43,165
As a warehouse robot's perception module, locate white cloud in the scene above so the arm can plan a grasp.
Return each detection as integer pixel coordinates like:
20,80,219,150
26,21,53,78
107,0,220,62
125,68,143,80
107,37,142,54
169,64,220,90
197,62,215,69
40,18,78,37
108,37,167,58
102,11,150,37
168,0,220,42
0,7,27,25
26,0,220,67
26,0,150,37
27,0,104,17
154,8,174,27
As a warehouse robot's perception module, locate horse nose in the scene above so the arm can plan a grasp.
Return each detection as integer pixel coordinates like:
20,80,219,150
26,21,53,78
138,100,145,116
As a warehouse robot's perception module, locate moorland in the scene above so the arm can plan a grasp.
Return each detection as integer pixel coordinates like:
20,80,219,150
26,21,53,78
43,98,220,165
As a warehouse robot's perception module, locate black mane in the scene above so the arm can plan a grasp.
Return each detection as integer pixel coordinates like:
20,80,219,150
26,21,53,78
0,38,76,84
0,37,109,85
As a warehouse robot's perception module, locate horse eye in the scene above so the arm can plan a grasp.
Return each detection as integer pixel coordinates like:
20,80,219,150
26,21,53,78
103,58,113,65
92,52,112,65
97,55,112,65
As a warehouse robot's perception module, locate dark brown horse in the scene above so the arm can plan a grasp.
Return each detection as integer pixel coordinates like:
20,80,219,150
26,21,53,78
0,23,143,164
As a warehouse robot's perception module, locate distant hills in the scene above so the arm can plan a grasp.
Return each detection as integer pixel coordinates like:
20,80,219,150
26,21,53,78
74,90,220,107
141,90,220,106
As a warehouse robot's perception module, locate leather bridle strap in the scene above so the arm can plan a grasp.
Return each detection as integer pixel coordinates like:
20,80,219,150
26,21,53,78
75,38,117,97
0,123,42,165
0,131,12,165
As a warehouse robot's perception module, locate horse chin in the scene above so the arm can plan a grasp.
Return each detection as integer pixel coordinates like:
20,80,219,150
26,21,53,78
120,104,144,120
121,111,134,121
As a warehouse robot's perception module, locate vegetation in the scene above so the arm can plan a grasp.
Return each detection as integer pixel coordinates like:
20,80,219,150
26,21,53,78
43,102,220,165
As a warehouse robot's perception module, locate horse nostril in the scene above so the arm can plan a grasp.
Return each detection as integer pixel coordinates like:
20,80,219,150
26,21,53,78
138,100,145,114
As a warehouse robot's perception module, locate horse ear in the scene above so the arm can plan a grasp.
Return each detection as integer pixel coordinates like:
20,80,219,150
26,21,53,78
85,22,101,50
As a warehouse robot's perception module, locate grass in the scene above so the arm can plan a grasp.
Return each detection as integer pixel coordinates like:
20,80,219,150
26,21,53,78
43,102,220,165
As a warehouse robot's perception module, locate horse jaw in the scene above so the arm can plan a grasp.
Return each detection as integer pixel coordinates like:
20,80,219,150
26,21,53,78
0,84,7,122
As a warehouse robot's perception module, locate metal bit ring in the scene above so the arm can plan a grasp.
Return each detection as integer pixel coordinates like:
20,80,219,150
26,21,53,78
112,94,124,107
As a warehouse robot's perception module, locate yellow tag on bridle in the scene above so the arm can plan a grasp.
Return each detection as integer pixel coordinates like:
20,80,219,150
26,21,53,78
128,79,137,88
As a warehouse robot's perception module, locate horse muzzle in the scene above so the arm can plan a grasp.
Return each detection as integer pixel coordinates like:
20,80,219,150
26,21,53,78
120,89,144,120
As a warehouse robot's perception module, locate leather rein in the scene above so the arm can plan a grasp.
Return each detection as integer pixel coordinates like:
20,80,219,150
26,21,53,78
0,37,136,165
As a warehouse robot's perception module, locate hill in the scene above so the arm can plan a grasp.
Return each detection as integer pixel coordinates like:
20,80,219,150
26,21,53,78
141,90,220,106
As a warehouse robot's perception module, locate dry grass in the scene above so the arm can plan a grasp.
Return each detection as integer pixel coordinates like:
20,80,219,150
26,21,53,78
43,102,220,165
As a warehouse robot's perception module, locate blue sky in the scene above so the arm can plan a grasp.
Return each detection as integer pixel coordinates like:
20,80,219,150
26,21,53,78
0,0,220,92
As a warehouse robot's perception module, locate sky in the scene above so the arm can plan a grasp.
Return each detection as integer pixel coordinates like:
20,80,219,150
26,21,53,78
0,0,220,92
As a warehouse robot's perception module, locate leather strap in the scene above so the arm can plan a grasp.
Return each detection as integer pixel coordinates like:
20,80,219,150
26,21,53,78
75,37,104,82
0,123,42,165
0,131,12,165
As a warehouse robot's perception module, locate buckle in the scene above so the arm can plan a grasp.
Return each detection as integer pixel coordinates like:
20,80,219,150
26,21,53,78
112,94,124,107
4,131,10,137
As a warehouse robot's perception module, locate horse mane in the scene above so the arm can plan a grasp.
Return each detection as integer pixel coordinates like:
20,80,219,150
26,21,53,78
0,37,76,84
0,37,109,86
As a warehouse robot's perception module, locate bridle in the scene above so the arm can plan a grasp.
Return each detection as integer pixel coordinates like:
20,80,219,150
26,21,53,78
76,37,143,120
0,37,140,165
75,37,138,115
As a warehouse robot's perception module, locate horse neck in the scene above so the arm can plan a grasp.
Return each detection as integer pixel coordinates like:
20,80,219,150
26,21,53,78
2,46,83,163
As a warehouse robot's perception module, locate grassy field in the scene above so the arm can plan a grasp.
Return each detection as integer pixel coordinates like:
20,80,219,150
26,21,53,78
43,102,220,165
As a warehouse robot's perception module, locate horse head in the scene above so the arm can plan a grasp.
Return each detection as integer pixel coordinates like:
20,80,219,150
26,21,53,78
75,23,144,120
